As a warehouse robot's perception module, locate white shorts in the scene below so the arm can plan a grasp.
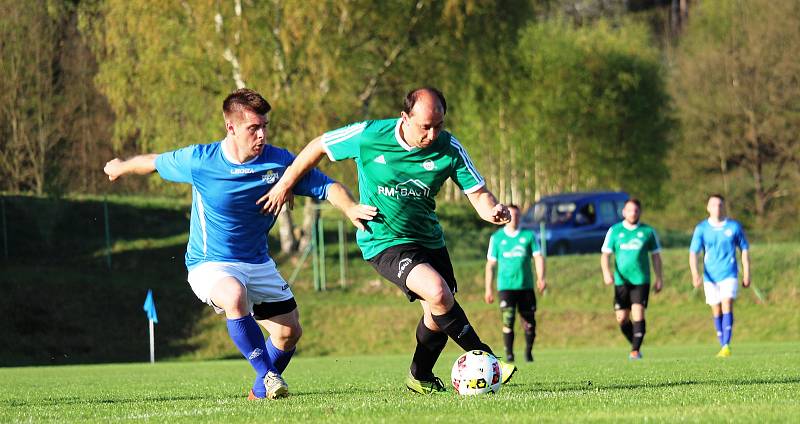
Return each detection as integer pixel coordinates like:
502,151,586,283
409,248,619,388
187,260,294,314
703,278,738,305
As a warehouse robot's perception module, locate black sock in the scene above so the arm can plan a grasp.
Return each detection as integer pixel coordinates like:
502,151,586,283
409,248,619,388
632,320,646,351
431,302,494,356
524,319,536,356
410,317,448,380
503,331,514,359
620,320,634,344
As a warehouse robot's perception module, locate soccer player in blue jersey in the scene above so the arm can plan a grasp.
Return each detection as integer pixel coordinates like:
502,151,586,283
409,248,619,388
103,88,375,399
689,194,751,357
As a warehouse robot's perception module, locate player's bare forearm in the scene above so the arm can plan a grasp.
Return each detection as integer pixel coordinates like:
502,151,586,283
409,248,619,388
484,261,496,303
283,136,327,189
534,255,546,281
600,253,614,285
104,154,158,181
259,136,327,214
741,250,751,286
652,252,664,292
689,251,703,287
325,182,377,231
466,187,510,224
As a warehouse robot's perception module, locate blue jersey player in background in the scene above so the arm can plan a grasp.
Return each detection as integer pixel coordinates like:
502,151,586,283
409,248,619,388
103,89,375,400
689,194,751,358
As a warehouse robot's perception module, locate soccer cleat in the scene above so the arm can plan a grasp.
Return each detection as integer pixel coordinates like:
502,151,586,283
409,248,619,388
716,345,731,358
499,361,518,384
405,373,447,394
265,371,289,399
628,350,642,360
506,353,515,363
525,352,534,363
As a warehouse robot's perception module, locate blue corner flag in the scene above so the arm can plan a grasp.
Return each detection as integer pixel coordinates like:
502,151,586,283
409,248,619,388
143,289,159,324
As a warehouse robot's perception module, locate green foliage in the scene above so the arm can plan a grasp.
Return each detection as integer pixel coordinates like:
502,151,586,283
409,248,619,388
670,0,800,226
2,343,799,422
516,17,674,204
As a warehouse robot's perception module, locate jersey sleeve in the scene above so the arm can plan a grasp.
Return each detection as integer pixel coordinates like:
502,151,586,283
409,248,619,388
689,224,704,253
736,224,750,251
321,121,368,162
487,233,498,261
648,228,662,253
293,168,334,200
155,146,195,184
449,135,485,194
601,227,615,253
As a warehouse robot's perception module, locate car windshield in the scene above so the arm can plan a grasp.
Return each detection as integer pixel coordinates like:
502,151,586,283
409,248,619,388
530,202,577,226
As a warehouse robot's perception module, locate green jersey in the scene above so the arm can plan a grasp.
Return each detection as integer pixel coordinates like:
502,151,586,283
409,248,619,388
322,118,484,259
601,221,661,285
487,228,541,291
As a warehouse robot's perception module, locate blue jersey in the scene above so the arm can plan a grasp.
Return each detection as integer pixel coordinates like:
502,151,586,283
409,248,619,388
155,140,333,270
689,219,749,283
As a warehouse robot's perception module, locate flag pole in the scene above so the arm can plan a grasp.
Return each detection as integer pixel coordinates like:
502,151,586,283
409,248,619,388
149,318,155,364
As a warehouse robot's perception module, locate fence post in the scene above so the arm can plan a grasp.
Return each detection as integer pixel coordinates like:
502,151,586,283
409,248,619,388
338,220,346,288
539,221,547,257
1,197,8,261
312,215,320,291
318,216,326,291
103,198,112,269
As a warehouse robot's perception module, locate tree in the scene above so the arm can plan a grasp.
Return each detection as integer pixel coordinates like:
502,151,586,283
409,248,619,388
515,17,674,203
0,0,67,194
672,0,800,224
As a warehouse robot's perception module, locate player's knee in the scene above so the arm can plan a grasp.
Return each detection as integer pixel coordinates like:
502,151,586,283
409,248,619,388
425,282,453,308
502,326,513,334
276,322,302,346
615,314,629,325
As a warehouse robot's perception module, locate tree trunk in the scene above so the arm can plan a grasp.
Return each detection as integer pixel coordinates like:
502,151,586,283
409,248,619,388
298,197,320,251
277,208,297,254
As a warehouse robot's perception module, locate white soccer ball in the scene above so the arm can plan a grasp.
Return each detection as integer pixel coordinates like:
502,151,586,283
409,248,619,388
451,350,502,395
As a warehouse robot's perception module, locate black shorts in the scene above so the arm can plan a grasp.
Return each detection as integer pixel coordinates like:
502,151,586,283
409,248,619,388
498,290,537,313
367,243,457,302
614,283,650,310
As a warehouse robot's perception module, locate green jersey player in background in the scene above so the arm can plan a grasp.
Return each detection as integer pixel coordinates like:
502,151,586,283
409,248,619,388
600,198,664,360
258,87,517,394
484,204,547,363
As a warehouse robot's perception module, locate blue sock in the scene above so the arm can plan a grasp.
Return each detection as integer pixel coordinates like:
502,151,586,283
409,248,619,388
722,312,734,346
713,315,724,346
227,316,274,398
266,337,296,374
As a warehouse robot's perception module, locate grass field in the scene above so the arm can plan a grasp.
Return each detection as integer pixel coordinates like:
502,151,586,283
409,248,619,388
3,342,799,423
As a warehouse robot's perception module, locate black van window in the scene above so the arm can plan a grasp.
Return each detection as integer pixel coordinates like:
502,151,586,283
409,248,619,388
575,203,596,226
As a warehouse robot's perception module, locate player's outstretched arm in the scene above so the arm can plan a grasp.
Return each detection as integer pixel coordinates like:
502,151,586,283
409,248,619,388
103,154,158,181
466,187,510,225
325,182,377,231
258,136,327,215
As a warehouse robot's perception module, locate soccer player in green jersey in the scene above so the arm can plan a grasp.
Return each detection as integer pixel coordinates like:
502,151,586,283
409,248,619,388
600,198,663,360
258,87,517,394
484,204,547,363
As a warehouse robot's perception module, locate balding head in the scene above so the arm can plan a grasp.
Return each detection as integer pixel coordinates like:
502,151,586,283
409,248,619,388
403,87,447,116
400,87,447,149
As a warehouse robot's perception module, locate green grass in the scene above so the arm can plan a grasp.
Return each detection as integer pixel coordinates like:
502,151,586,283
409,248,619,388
3,342,798,423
